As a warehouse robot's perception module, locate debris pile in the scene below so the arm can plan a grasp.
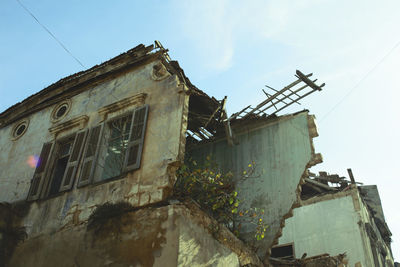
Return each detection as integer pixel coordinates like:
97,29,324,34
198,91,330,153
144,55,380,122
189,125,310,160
269,253,348,267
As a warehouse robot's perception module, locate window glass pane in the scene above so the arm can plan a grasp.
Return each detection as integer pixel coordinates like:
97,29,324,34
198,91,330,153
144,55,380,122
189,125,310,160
100,115,131,180
59,142,72,157
110,115,131,139
49,156,69,196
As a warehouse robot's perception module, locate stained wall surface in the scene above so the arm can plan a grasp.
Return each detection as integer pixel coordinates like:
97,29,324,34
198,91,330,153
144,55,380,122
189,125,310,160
9,204,240,267
0,59,188,238
278,190,394,267
279,194,367,266
187,111,320,258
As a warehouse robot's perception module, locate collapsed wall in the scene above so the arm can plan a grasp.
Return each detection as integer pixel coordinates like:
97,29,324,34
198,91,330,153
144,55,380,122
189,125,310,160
186,111,322,260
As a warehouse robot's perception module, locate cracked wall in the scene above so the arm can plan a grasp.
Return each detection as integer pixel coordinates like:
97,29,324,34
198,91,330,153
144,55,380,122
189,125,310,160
9,204,243,267
187,111,321,260
0,59,189,240
278,187,395,267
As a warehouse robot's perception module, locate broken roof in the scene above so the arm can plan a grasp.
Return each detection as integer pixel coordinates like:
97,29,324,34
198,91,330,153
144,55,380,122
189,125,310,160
0,41,219,128
301,170,392,246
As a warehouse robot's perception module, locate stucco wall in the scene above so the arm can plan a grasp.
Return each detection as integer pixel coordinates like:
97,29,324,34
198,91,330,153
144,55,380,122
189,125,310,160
177,210,239,267
0,59,188,237
278,192,373,266
187,111,320,259
9,204,240,267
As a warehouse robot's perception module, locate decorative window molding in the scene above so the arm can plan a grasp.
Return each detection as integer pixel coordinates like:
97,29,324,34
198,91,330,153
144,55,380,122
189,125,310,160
11,119,29,140
98,93,147,121
51,99,72,123
151,63,170,81
49,115,89,136
27,105,149,201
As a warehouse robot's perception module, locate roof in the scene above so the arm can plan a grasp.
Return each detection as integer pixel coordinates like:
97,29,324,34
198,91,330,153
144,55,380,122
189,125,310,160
0,42,218,128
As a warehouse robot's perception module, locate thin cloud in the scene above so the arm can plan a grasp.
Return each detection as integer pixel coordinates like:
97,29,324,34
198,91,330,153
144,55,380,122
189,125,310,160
173,0,235,72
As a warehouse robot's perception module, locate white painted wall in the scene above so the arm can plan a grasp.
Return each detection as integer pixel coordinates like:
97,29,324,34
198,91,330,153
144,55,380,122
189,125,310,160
278,195,371,266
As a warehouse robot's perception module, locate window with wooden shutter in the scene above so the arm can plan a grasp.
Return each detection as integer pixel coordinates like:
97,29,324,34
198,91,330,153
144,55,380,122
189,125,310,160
27,142,54,201
124,105,149,172
77,124,103,187
59,130,87,192
96,114,132,181
47,136,76,197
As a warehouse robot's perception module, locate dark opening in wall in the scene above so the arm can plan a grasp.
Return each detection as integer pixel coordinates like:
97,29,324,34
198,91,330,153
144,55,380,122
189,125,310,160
271,243,295,260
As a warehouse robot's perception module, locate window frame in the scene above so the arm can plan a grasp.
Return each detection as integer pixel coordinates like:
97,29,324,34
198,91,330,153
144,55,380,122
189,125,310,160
27,104,149,201
270,243,295,260
41,133,82,198
80,104,149,185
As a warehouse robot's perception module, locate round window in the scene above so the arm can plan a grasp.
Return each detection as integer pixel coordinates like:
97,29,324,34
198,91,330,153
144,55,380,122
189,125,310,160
12,120,29,139
51,100,71,122
56,104,68,118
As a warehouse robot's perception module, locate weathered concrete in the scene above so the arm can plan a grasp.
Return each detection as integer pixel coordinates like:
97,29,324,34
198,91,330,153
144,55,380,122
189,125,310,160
187,111,321,259
9,204,244,267
278,187,394,267
0,59,191,240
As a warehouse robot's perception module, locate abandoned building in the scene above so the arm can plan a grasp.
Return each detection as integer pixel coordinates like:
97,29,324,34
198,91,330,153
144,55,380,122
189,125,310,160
0,41,394,266
276,170,394,267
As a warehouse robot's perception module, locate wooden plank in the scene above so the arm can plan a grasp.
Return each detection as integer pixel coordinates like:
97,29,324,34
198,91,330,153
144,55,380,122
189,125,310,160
244,74,311,117
270,88,318,116
229,105,251,120
296,70,325,91
265,86,300,105
305,183,324,193
347,168,356,184
304,178,337,191
256,82,313,115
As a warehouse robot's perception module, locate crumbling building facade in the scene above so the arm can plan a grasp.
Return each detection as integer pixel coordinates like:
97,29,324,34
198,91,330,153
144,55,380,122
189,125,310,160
0,41,393,267
276,172,394,266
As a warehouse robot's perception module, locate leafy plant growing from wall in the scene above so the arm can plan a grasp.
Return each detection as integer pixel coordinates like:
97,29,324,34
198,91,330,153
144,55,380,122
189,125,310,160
173,156,267,244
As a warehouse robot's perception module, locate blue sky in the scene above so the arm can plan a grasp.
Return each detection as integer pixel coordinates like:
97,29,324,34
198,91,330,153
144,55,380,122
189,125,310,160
1,0,399,259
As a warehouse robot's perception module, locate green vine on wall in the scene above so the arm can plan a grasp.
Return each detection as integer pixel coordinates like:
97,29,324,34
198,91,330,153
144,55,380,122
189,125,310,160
173,156,267,243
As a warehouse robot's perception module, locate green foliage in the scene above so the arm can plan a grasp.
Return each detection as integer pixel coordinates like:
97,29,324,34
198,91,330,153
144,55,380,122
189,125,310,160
174,156,268,243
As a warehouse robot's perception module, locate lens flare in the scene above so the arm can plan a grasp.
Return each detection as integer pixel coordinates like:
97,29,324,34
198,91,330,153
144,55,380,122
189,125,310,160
27,155,39,168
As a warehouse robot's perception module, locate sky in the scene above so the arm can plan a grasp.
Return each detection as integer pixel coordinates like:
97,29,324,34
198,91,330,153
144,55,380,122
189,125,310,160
1,0,399,260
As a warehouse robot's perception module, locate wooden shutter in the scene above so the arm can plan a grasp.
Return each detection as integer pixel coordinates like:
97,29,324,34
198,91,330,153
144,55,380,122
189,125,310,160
27,142,54,201
77,124,103,187
59,130,88,192
123,105,149,172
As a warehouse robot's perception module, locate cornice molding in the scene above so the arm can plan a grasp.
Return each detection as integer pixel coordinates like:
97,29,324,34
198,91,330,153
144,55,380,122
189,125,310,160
98,93,147,121
49,115,89,135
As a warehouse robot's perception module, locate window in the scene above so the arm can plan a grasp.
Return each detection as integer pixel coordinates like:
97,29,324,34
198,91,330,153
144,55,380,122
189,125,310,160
27,105,149,200
97,114,133,181
48,138,74,196
270,243,295,260
51,100,71,122
12,120,29,140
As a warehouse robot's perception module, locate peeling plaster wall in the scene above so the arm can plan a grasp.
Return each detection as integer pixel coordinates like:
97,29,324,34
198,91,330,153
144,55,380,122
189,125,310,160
0,59,189,238
177,209,239,267
9,204,241,267
278,189,394,267
279,194,367,266
187,111,320,259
